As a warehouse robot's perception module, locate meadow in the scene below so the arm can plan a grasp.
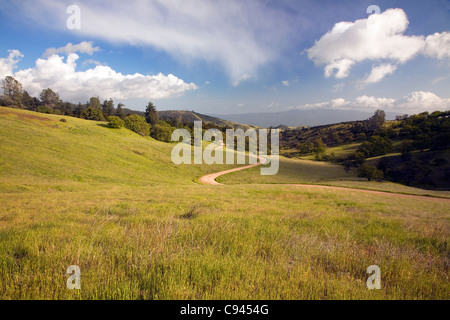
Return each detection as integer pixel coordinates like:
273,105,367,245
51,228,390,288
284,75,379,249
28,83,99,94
0,107,449,299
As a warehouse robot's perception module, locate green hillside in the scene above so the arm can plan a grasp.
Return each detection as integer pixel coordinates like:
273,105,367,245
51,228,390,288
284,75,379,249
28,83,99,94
0,106,449,300
0,107,239,192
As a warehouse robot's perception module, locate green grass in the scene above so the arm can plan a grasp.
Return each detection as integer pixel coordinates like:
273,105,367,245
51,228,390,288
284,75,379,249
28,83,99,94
0,107,449,299
218,156,450,198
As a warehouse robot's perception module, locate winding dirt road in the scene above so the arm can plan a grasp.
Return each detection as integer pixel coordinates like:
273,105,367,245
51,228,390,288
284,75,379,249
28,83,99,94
199,144,267,185
198,151,450,202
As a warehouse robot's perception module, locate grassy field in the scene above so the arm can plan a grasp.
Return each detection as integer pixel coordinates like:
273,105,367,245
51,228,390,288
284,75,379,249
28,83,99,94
218,156,450,198
0,107,449,299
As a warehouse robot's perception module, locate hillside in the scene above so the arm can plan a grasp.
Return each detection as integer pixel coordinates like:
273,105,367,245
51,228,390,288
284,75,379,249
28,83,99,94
0,107,239,192
158,110,256,129
0,106,449,300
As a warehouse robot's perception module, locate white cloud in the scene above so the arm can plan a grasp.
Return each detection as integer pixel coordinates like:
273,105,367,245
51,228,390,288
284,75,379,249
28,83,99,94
4,51,197,102
354,96,396,109
307,8,449,84
8,0,292,85
363,63,398,84
396,91,450,112
324,59,355,79
423,32,450,59
282,80,290,87
294,92,450,114
43,41,100,57
0,50,23,78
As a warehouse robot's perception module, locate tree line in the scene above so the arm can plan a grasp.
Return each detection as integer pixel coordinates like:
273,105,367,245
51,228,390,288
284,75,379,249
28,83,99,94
0,76,196,143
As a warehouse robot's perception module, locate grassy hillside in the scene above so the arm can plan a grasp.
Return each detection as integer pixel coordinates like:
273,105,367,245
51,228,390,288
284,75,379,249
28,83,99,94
0,107,240,192
0,106,449,300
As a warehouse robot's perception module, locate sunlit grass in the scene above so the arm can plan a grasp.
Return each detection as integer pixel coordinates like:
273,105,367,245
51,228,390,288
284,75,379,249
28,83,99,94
0,107,449,300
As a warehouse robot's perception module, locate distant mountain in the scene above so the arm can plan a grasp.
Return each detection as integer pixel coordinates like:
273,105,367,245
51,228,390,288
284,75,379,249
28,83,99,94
158,110,256,129
211,109,400,128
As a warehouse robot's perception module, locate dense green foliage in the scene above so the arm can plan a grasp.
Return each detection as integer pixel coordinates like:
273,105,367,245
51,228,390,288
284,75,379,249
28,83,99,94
124,114,150,136
81,107,105,121
107,116,125,129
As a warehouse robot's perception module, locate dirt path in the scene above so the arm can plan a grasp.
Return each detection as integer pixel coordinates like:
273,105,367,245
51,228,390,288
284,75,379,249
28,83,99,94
199,145,267,185
198,155,450,202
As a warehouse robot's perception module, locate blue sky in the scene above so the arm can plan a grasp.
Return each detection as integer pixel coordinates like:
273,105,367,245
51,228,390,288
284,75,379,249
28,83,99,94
0,0,449,115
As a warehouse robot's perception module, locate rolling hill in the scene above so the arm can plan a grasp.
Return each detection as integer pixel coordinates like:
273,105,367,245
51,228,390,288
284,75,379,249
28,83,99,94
158,110,257,129
0,106,448,300
212,109,401,128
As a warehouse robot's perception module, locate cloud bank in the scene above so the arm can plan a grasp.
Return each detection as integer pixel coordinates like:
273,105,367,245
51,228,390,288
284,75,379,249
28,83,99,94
294,92,450,114
308,8,450,84
0,50,198,102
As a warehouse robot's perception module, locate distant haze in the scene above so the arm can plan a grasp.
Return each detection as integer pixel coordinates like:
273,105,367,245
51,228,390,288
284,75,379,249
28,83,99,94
212,109,400,128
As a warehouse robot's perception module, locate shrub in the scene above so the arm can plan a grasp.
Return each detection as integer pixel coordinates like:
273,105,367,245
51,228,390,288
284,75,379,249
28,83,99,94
107,116,124,129
124,114,150,136
36,105,54,114
60,118,67,123
151,121,176,142
81,107,105,121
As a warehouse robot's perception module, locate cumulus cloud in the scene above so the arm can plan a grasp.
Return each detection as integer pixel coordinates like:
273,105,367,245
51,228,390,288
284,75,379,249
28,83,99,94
0,50,23,78
423,32,450,59
6,0,293,85
308,8,449,84
43,41,100,58
396,91,450,112
295,92,450,114
1,51,197,102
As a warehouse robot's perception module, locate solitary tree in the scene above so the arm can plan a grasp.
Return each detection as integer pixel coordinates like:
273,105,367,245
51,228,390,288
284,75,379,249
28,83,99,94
144,102,159,125
367,109,386,132
357,164,384,181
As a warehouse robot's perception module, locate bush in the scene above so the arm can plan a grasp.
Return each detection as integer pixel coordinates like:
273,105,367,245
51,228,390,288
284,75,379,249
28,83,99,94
81,107,105,121
60,118,67,123
124,114,150,136
107,116,124,129
36,105,54,114
151,121,176,142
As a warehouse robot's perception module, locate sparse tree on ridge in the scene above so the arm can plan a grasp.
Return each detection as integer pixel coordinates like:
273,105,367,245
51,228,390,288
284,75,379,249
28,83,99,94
367,109,386,132
144,102,159,125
